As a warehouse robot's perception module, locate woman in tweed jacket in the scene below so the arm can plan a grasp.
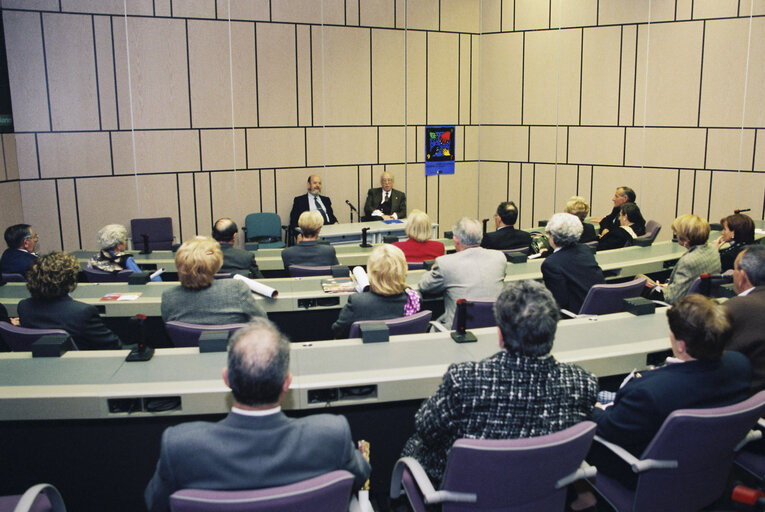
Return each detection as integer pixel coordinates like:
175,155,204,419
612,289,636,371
400,280,598,484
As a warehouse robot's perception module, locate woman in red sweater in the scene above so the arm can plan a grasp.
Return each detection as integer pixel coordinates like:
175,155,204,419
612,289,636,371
393,209,445,262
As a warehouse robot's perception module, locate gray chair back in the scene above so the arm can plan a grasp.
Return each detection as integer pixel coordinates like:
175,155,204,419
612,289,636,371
0,322,77,351
288,265,332,277
578,277,647,315
634,220,661,245
1,273,25,282
83,267,133,283
164,321,246,348
131,217,174,251
685,270,734,298
449,299,497,330
348,310,432,338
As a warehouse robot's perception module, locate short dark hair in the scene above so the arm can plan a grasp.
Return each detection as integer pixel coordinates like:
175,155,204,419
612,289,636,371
738,245,765,286
4,224,32,249
496,201,519,226
494,280,559,357
212,218,237,243
618,187,636,203
227,318,291,407
721,213,755,244
26,252,79,299
620,202,644,226
667,294,730,361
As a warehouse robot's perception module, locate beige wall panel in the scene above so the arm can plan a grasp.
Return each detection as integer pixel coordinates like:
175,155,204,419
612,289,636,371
676,0,693,20
619,25,637,126
741,0,765,16
247,128,306,169
177,173,197,242
456,126,465,162
372,29,405,125
478,162,509,222
37,132,111,178
701,18,765,128
322,166,358,223
501,0,514,31
56,179,80,251
481,0,501,33
677,169,695,216
113,17,190,130
529,127,567,164
0,182,23,234
470,34,479,125
407,31,426,125
260,169,276,214
0,136,6,180
459,34,471,125
296,25,313,127
551,0,597,28
271,0,344,24
312,26,371,126
360,0,394,28
532,164,578,222
112,130,200,174
15,135,39,181
478,126,528,162
690,170,711,219
2,0,58,9
523,29,581,125
625,128,706,169
59,0,153,15
93,16,118,130
568,127,624,166
3,11,50,132
706,129,755,171
427,32,459,125
346,0,360,25
20,181,60,251
216,0,270,20
634,22,703,127
438,162,479,231
379,126,406,164
710,171,765,220
401,0,439,30
519,164,535,228
257,23,297,127
598,0,675,25
358,165,374,210
172,0,216,18
515,0,548,31
201,129,246,171
407,126,418,163
306,127,377,167
441,0,480,33
210,170,262,226
480,32,523,125
194,172,213,234
576,165,593,203
392,164,422,214
756,130,765,171
581,26,620,126
43,13,100,131
3,134,19,181
155,0,171,17
693,0,738,19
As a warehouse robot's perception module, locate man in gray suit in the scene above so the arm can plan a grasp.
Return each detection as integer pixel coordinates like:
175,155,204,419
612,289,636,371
212,218,263,278
418,217,507,327
144,319,370,512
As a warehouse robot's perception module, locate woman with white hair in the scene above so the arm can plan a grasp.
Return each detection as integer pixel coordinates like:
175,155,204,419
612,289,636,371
89,223,161,281
541,213,605,312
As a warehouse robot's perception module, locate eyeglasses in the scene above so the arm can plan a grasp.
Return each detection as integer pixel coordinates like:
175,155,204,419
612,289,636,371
25,234,39,241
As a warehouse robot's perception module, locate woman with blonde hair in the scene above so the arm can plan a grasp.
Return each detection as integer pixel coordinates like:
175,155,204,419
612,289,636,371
565,196,597,243
161,237,266,324
331,244,422,338
393,209,444,262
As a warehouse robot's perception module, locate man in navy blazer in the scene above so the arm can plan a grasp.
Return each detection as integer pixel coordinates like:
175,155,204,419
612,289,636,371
0,224,38,276
145,318,370,512
289,174,338,230
480,201,531,250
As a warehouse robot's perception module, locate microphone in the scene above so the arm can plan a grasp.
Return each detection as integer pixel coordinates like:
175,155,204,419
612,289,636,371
734,208,751,214
345,200,357,212
450,299,477,343
360,227,371,248
482,218,489,235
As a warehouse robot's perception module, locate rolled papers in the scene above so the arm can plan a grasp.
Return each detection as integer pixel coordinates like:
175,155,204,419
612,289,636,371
233,273,278,298
352,266,370,293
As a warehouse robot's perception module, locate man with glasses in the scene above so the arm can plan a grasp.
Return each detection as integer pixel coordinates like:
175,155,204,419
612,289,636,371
0,224,39,276
363,171,406,221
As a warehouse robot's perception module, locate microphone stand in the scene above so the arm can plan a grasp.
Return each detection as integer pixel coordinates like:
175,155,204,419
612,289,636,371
346,200,357,223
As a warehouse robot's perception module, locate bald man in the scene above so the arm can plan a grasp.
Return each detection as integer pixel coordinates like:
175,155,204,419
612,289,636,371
363,171,407,220
212,218,262,278
289,175,338,230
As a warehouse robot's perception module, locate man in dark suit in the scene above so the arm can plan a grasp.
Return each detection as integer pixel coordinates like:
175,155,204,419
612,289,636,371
281,211,339,268
289,174,338,231
0,224,38,276
145,318,370,512
593,186,646,236
480,201,531,250
363,171,406,220
212,218,263,278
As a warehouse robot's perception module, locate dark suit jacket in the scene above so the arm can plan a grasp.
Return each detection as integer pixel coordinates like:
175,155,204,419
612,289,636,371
541,244,605,312
144,411,371,512
724,286,765,393
219,243,262,278
0,248,37,275
331,291,410,338
363,187,407,219
580,222,598,243
596,225,635,251
281,240,338,268
600,206,645,236
18,295,121,350
289,194,338,228
480,226,531,250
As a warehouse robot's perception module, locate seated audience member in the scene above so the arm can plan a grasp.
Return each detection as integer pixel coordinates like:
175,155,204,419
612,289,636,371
89,224,161,281
400,280,597,484
593,186,645,236
641,214,720,304
331,245,421,338
0,303,10,324
418,217,507,327
392,209,444,262
161,237,266,325
212,218,263,278
18,252,121,349
724,245,765,393
145,318,370,512
363,171,407,220
281,211,338,268
715,212,755,271
289,174,338,231
0,224,38,276
480,201,531,250
596,203,645,251
542,213,605,312
565,196,598,243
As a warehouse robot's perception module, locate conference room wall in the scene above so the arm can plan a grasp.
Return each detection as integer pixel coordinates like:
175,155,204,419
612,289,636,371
0,1,764,252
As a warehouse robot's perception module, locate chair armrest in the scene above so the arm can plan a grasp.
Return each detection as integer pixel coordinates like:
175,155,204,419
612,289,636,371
560,309,577,318
651,300,671,308
429,321,449,333
758,418,765,429
593,435,678,473
349,491,374,512
735,429,763,451
389,457,476,505
556,461,597,489
13,483,66,512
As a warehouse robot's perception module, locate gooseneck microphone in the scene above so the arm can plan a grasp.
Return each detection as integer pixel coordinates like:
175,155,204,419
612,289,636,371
345,200,357,212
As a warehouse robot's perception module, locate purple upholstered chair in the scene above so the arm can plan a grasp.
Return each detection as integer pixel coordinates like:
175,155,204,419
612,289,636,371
407,262,425,270
130,217,174,251
589,390,765,512
348,310,433,338
0,322,77,351
685,269,734,298
502,246,530,256
83,267,133,283
449,299,497,330
735,418,765,481
390,421,597,512
288,265,332,277
562,277,647,317
633,220,662,245
1,272,26,282
164,321,247,348
169,470,355,512
0,483,66,512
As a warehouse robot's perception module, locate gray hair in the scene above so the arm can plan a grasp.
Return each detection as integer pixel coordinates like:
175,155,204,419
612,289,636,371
227,318,291,407
452,217,482,247
739,245,765,287
96,224,128,250
545,213,583,248
494,280,559,357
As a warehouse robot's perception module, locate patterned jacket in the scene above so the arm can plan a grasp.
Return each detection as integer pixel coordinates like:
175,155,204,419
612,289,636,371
662,243,721,304
400,350,598,483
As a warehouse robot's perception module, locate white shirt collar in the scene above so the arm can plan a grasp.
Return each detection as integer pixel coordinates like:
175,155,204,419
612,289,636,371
231,405,281,417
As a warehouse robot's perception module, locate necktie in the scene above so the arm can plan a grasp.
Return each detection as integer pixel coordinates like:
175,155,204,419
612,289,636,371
313,196,329,223
383,191,389,203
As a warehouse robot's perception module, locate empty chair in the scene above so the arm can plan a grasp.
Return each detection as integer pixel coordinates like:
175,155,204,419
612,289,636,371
0,322,77,351
169,470,354,512
83,267,133,283
1,273,25,282
450,299,497,330
164,321,246,348
589,390,765,512
348,310,433,338
390,421,597,512
685,270,734,298
242,213,286,249
131,217,174,251
562,277,647,317
635,220,662,245
0,483,67,512
288,265,333,277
